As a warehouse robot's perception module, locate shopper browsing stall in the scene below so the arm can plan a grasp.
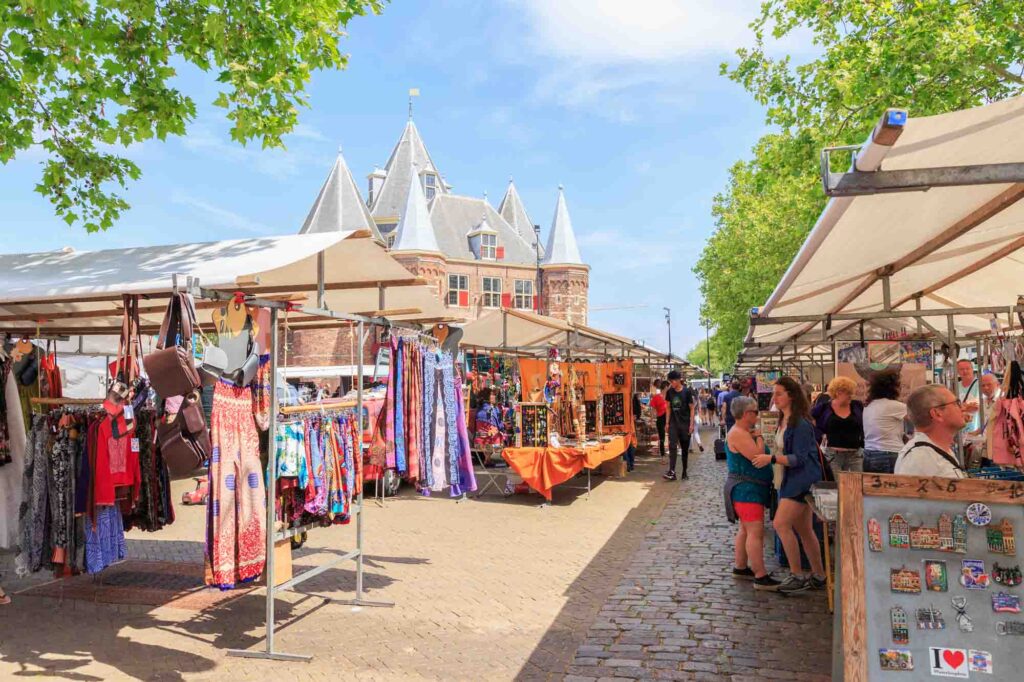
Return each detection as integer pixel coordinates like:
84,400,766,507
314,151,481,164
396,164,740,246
957,358,980,433
811,376,865,472
662,371,696,481
894,384,968,479
473,387,504,448
724,396,779,591
966,372,1001,466
753,377,825,594
861,369,907,474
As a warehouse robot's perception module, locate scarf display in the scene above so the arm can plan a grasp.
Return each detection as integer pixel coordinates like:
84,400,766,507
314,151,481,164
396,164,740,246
274,411,362,530
376,337,475,497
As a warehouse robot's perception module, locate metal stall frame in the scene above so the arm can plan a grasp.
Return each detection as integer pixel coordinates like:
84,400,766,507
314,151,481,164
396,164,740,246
188,287,414,663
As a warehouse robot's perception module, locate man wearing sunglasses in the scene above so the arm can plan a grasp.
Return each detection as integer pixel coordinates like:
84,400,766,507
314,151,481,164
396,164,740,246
893,384,968,478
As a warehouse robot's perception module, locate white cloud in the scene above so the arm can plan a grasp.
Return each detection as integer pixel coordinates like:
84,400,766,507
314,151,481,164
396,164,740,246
171,192,275,235
181,125,308,178
517,0,757,64
289,123,329,143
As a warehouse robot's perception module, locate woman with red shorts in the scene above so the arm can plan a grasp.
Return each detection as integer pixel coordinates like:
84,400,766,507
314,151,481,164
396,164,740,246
724,395,780,591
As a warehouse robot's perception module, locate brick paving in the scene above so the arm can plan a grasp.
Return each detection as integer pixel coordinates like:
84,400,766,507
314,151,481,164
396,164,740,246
565,430,833,681
0,427,833,680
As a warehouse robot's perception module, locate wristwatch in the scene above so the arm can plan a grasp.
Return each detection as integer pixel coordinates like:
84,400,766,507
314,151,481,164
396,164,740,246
771,454,777,465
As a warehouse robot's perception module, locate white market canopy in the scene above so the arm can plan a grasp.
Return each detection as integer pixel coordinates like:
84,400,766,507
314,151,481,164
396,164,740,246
0,231,455,338
745,95,1024,363
460,308,696,370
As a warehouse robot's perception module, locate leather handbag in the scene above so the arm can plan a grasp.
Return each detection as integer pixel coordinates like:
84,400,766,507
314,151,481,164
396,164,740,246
144,292,201,398
158,391,209,477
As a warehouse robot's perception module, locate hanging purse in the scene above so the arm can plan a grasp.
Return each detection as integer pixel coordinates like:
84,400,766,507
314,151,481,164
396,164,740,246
157,390,209,477
143,292,201,399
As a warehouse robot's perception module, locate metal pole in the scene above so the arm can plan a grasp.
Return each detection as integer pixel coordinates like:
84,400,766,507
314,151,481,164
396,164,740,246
317,252,326,309
534,224,542,315
705,320,711,377
356,319,365,598
266,307,279,653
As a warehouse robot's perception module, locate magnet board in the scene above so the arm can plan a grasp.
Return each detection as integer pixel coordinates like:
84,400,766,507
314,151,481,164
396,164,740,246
839,474,1024,680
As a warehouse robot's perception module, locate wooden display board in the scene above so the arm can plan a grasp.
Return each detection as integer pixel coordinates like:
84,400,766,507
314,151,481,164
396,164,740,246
838,473,1024,680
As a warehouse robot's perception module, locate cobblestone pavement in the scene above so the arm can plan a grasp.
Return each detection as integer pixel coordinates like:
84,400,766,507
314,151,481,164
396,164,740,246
565,433,834,681
0,438,676,681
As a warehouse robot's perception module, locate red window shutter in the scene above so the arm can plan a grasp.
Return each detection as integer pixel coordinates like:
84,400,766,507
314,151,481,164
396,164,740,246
496,246,505,260
501,293,512,308
458,290,469,307
532,295,538,310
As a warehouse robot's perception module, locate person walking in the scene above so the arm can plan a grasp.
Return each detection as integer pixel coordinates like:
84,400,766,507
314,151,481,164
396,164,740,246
895,384,968,478
753,377,826,594
719,380,741,432
725,395,780,590
811,376,865,472
650,381,668,458
663,370,696,481
862,369,907,473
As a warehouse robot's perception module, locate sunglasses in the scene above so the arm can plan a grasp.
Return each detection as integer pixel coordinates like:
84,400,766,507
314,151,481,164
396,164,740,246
933,399,963,410
744,409,758,415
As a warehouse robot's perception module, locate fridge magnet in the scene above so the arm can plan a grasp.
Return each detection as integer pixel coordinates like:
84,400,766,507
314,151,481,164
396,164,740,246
938,513,954,551
968,650,993,674
889,513,910,548
928,647,968,678
995,620,1024,635
878,648,914,672
868,518,883,552
992,562,1022,587
992,592,1020,614
916,605,945,630
951,596,972,632
910,524,941,550
986,519,1016,555
952,515,968,554
966,502,992,526
891,606,909,644
891,565,921,593
959,560,990,589
925,560,948,592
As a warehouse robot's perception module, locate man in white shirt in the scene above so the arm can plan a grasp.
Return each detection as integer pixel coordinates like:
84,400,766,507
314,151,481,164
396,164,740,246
956,359,980,432
894,384,968,479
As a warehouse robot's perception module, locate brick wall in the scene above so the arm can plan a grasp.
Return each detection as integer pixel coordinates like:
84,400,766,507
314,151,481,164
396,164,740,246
541,266,589,325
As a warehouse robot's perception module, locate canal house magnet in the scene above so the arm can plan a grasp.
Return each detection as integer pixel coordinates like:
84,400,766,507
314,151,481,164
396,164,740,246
891,606,909,644
889,513,910,549
986,519,1016,556
892,565,922,593
868,518,883,552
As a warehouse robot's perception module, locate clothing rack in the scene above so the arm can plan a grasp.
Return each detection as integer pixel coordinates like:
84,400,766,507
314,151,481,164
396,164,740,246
29,397,104,406
181,279,407,663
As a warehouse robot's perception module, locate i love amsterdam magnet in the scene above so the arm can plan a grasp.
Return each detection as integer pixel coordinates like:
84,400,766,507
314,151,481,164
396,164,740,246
929,647,968,678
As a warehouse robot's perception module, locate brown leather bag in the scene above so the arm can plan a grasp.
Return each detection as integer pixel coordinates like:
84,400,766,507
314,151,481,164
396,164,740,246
144,292,201,399
158,391,209,477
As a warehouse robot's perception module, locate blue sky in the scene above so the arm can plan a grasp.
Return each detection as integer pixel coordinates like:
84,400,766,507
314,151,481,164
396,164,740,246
0,0,779,357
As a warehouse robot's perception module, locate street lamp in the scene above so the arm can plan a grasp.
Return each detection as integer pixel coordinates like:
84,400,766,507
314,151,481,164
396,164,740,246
533,224,542,315
705,318,712,379
663,307,672,359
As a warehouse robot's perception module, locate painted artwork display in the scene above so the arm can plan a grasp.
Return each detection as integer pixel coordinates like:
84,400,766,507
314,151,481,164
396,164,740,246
755,371,779,394
836,340,930,402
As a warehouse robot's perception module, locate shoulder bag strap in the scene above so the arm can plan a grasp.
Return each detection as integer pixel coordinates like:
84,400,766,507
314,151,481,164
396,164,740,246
916,442,966,473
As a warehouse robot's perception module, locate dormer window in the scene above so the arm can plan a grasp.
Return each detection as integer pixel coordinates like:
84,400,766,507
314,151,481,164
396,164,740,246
481,233,497,260
386,233,396,249
422,172,437,201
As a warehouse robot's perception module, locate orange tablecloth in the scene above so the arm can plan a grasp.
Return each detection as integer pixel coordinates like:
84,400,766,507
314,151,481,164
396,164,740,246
502,435,628,500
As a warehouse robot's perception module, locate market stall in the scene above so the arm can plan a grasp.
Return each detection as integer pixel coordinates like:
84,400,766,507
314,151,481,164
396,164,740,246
737,96,1024,679
459,309,688,500
0,230,459,662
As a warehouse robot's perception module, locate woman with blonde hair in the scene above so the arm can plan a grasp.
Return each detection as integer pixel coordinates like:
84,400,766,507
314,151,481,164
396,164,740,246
811,375,864,472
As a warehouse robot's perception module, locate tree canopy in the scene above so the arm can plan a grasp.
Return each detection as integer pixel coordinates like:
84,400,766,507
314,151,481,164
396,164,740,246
695,0,1024,365
684,332,732,376
0,0,384,232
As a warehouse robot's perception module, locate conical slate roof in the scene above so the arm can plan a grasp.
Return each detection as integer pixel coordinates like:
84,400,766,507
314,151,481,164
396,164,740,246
499,179,543,254
370,120,446,221
299,150,382,242
392,169,441,253
543,186,584,266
